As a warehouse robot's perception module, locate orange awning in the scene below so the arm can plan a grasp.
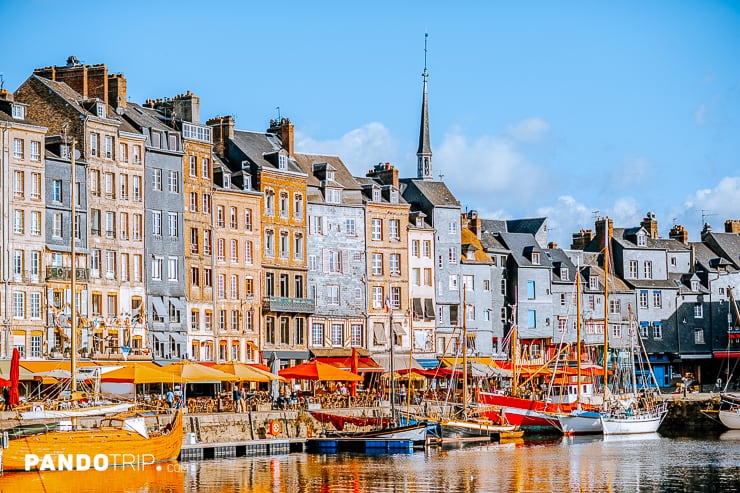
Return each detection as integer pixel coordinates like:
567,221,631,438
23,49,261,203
101,364,175,384
279,360,363,382
158,361,238,382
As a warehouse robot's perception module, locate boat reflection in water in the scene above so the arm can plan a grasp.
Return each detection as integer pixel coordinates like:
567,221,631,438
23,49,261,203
0,462,185,493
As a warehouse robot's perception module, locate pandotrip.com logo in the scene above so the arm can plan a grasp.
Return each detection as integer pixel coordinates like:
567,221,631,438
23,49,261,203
24,454,156,471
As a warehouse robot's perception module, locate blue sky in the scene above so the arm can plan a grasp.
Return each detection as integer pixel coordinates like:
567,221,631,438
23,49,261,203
2,1,739,247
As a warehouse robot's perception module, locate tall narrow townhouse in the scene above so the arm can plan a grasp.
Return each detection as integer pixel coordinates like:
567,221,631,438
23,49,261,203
211,155,263,363
208,117,312,370
144,93,213,361
399,57,462,358
0,90,47,358
25,57,149,359
407,209,437,364
477,220,511,358
356,163,411,368
292,154,366,358
121,102,187,361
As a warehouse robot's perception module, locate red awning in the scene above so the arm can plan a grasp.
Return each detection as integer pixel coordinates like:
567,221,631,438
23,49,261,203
313,356,383,373
714,351,740,359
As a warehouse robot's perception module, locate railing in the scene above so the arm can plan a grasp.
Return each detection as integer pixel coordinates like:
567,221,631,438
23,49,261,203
262,296,315,314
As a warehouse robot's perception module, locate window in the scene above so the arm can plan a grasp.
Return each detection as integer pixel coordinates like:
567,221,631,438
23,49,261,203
372,287,383,309
51,179,62,202
13,210,23,234
105,211,116,238
449,274,458,291
527,309,536,328
30,251,40,278
265,190,274,215
13,171,24,198
133,175,141,202
371,253,383,276
464,275,474,291
560,293,566,306
245,277,254,297
309,215,324,235
351,324,362,347
132,213,142,240
11,104,25,119
278,154,287,170
294,233,303,260
202,157,210,178
29,140,40,161
90,134,98,157
389,254,400,275
371,218,382,240
293,193,303,218
13,138,23,159
309,255,319,271
500,278,507,296
104,172,115,198
589,276,598,290
13,250,22,276
152,257,163,280
245,241,253,264
132,145,141,164
423,241,431,258
218,274,225,298
190,192,198,212
448,221,457,234
52,213,62,238
229,207,238,229
119,143,128,163
639,290,648,309
119,212,129,239
279,192,289,218
527,280,535,299
424,268,433,286
627,260,638,279
105,136,113,159
204,268,212,287
244,209,252,231
191,266,200,287
279,231,289,259
104,250,116,278
168,213,178,237
326,188,341,204
653,323,663,340
327,285,339,305
531,252,540,265
391,286,401,309
345,218,356,236
231,274,239,299
29,292,41,319
694,303,703,318
217,238,225,261
168,170,179,193
412,240,420,257
389,219,400,240
280,317,290,344
637,234,647,246
448,247,457,264
412,268,420,286
312,323,325,346
189,156,197,177
152,211,162,236
152,169,162,191
467,305,475,321
644,261,653,280
694,328,705,344
12,292,24,318
610,299,620,314
165,257,177,281
203,193,211,214
31,172,41,199
372,187,381,202
652,290,662,308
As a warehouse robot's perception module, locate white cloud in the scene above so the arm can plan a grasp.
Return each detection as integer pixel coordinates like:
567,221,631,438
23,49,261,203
612,155,651,189
680,176,740,229
294,122,400,174
695,104,707,126
505,117,550,143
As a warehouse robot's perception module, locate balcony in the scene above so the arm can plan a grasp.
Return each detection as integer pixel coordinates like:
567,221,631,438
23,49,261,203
46,266,90,281
262,296,315,314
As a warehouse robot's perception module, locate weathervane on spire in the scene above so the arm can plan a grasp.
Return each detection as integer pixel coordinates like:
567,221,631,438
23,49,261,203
422,32,429,81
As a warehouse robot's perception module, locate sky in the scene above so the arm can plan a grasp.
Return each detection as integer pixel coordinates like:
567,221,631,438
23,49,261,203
2,1,739,247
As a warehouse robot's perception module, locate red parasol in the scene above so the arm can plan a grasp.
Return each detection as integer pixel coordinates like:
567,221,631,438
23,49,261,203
8,347,20,407
349,347,359,397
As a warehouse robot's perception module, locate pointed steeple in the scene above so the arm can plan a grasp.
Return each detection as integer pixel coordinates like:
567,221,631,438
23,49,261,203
417,33,433,180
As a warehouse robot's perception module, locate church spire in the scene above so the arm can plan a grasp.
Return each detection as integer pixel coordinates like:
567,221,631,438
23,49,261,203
417,32,433,180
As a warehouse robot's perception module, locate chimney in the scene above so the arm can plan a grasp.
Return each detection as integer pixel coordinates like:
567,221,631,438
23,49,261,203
108,73,127,109
570,229,594,250
35,58,109,105
725,219,740,234
595,217,613,254
640,212,659,238
548,241,558,249
172,91,200,123
669,224,689,245
701,222,712,241
465,211,481,237
267,117,294,156
207,115,235,156
366,162,399,189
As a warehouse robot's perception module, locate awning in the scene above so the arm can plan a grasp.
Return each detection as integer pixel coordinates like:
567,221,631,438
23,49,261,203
412,298,423,318
373,354,422,372
170,332,187,344
679,354,712,360
373,323,387,344
151,297,167,317
714,351,740,359
415,358,440,369
169,297,186,312
640,321,649,327
0,360,35,380
262,350,310,361
424,299,435,320
314,356,383,373
151,332,168,343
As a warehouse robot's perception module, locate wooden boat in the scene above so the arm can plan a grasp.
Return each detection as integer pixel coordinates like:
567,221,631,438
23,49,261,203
718,393,740,429
20,402,134,420
323,422,428,445
600,403,668,435
440,417,517,439
0,410,182,471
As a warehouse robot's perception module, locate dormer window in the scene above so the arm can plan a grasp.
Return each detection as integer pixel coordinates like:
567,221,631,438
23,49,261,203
416,217,424,228
223,174,231,188
372,188,381,202
589,276,598,290
243,175,251,190
96,103,106,118
636,233,647,246
60,144,70,159
390,188,399,204
11,104,25,120
531,252,540,265
326,170,335,181
278,154,287,170
691,280,699,291
560,268,569,280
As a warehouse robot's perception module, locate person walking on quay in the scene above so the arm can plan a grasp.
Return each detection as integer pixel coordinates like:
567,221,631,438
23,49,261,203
166,388,174,408
240,386,247,413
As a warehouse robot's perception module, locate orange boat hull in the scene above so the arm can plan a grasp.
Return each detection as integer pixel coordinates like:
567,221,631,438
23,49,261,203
1,412,182,472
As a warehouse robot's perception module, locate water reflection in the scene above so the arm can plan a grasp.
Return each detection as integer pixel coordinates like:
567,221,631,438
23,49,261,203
3,436,740,493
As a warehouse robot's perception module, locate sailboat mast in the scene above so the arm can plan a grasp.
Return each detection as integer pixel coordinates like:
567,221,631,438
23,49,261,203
603,219,610,393
70,137,77,394
389,305,396,425
576,267,582,406
462,289,468,413
511,287,518,397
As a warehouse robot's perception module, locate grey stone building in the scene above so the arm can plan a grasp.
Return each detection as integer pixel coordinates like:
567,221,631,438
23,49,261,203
121,103,187,361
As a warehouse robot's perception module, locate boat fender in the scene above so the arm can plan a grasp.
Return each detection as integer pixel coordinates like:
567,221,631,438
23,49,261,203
269,420,281,436
32,404,44,413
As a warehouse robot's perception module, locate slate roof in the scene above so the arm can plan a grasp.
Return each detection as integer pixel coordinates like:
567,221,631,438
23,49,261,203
668,273,709,295
354,176,409,206
506,217,547,236
497,232,548,269
480,219,508,235
692,242,738,273
649,237,690,252
546,248,578,284
705,232,740,268
399,178,460,207
478,230,508,252
230,129,304,175
122,102,178,135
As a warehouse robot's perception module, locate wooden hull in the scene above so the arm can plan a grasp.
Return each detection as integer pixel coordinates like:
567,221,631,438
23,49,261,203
326,423,427,445
440,419,517,438
1,412,182,472
478,392,572,432
20,403,134,420
719,409,740,430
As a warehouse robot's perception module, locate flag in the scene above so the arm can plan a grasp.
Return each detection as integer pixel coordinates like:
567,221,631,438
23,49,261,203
384,297,390,313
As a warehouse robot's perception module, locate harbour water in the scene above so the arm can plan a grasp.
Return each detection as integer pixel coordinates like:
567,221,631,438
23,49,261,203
2,432,740,492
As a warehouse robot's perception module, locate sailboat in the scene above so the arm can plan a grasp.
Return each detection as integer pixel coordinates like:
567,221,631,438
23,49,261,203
599,307,668,435
716,288,740,429
0,137,182,471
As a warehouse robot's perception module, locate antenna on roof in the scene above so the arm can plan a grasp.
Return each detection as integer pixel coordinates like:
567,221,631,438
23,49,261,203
438,173,445,181
592,210,600,220
0,74,4,91
276,106,281,122
698,209,718,226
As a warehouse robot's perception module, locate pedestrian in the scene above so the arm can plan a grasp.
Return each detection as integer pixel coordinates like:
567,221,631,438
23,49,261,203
240,387,247,412
166,388,174,408
233,386,242,412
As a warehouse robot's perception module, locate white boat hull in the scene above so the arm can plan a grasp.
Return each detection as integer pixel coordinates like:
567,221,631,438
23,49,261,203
719,409,740,430
373,425,427,443
21,402,133,420
553,410,603,435
600,405,667,435
441,419,517,438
